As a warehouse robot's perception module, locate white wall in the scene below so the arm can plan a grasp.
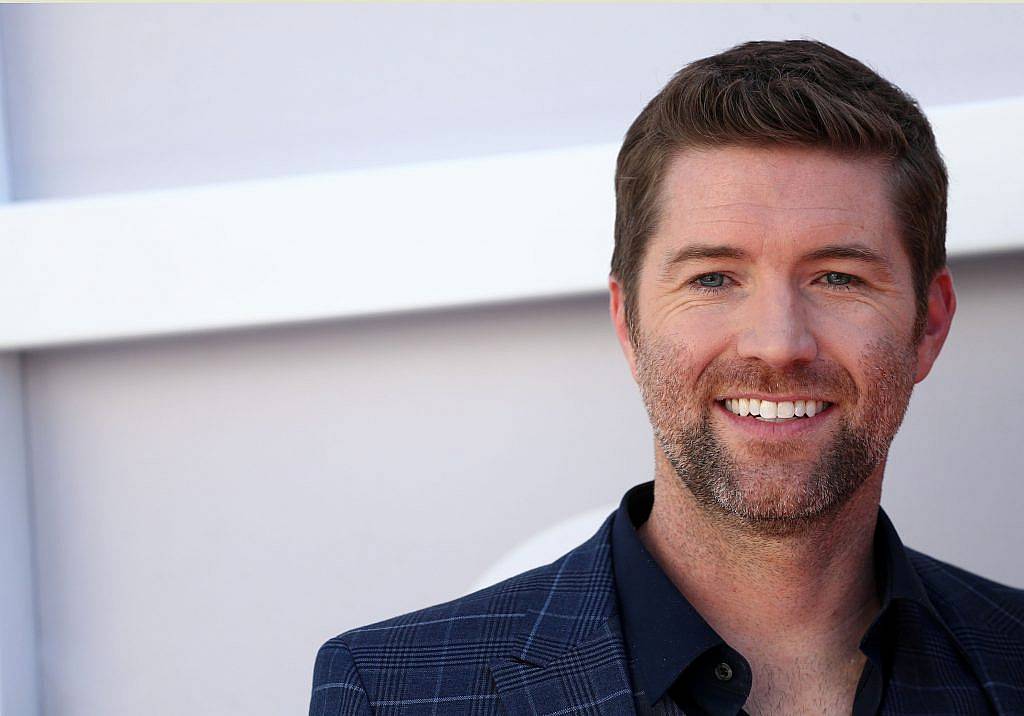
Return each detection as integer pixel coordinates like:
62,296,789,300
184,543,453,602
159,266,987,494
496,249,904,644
0,35,40,712
22,252,1024,716
3,4,1024,199
3,4,1023,716
0,356,40,716
24,297,648,715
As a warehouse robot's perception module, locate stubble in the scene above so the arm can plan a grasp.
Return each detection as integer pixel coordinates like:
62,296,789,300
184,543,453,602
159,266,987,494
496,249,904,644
634,335,918,535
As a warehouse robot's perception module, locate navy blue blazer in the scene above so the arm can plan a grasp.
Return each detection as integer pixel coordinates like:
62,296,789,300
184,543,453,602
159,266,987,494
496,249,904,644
310,512,1024,714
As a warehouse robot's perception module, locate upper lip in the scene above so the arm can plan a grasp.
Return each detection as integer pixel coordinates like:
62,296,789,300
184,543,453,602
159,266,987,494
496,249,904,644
715,394,834,403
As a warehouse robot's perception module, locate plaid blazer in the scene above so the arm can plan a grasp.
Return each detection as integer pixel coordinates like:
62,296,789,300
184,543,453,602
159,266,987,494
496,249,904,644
310,512,1024,715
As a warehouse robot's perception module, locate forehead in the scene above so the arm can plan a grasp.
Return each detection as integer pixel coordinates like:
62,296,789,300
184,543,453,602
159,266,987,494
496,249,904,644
653,145,903,265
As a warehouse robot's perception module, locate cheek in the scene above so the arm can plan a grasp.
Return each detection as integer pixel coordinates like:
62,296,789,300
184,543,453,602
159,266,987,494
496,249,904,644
856,335,918,401
636,336,690,394
812,292,917,345
635,336,721,421
804,303,914,374
645,284,734,331
640,322,723,388
647,302,735,355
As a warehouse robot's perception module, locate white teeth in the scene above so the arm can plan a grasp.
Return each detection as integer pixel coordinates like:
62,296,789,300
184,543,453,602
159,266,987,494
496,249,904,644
722,397,832,420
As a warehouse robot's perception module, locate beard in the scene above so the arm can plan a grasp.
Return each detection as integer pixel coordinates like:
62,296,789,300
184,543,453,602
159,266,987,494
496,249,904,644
634,334,918,535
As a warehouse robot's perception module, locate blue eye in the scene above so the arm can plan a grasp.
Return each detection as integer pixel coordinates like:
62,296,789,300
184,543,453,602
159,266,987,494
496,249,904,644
822,272,860,290
693,273,727,291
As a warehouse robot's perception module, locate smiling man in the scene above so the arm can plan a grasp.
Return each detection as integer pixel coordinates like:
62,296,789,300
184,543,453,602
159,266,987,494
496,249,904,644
311,41,1024,715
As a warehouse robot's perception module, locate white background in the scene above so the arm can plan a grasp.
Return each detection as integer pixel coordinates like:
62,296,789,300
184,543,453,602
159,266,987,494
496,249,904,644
0,5,1022,715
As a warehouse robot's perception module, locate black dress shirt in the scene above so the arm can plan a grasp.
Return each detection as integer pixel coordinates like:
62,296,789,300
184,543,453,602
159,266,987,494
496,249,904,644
611,481,933,715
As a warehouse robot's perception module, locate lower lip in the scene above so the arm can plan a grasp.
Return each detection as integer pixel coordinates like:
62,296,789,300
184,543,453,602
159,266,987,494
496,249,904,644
714,400,836,439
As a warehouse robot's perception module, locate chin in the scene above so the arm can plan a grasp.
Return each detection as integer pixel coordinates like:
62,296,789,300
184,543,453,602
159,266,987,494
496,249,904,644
701,472,852,534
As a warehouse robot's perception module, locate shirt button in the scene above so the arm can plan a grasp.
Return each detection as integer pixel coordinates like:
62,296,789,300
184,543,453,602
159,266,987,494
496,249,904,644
714,662,733,681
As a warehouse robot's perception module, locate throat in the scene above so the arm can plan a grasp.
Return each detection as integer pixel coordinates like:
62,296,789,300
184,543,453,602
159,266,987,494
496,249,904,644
641,472,882,643
742,647,870,716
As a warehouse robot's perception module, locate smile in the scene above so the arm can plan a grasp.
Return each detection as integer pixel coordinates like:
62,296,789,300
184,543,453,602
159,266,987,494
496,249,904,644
717,397,833,423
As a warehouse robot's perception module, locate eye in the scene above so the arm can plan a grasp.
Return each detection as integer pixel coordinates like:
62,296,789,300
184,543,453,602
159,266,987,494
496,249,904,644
820,272,862,291
696,272,729,288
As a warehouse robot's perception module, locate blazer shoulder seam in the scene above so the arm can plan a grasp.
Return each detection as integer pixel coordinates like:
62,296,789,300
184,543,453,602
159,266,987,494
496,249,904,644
314,638,374,704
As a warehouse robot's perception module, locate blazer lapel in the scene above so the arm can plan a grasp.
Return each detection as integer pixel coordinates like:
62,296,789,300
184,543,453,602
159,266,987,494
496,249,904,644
488,514,638,715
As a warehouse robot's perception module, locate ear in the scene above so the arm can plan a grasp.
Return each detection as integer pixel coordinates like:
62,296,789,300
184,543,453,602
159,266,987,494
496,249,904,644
913,266,957,384
609,274,640,382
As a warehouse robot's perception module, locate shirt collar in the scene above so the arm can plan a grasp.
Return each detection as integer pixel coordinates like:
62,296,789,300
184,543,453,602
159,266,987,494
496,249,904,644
874,506,933,610
611,482,722,704
610,480,932,706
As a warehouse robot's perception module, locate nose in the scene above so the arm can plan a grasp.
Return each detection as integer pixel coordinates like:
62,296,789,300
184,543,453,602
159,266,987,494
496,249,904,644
735,284,818,368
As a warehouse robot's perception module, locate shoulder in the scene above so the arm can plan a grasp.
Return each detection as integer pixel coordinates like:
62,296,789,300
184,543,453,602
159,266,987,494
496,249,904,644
310,638,372,714
320,510,616,656
311,513,617,710
906,547,1024,638
319,557,558,656
309,564,552,714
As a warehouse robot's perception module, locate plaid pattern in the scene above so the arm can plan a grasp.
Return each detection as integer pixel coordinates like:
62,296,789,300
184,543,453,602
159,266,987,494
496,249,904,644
310,513,1024,715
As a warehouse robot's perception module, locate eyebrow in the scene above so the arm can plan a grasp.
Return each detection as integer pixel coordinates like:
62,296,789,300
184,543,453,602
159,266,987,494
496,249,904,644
799,244,896,280
659,242,896,281
658,244,749,281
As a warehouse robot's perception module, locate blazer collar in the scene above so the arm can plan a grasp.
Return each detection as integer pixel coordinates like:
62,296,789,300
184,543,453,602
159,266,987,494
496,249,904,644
486,501,1021,716
488,512,639,714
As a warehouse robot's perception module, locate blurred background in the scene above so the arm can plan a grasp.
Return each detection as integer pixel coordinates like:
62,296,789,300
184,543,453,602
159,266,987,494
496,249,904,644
0,5,1022,715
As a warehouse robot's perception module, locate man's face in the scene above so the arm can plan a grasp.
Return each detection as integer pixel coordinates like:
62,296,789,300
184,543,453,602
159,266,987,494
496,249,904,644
610,146,954,532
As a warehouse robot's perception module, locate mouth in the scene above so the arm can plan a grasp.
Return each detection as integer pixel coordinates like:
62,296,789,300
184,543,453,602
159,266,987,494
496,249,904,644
717,397,833,421
714,397,836,437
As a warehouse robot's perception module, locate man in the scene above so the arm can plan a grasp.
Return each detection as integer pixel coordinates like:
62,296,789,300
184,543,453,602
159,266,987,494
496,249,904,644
310,40,1024,715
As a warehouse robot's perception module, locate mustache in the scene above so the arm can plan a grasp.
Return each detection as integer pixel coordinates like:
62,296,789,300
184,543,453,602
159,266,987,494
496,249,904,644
699,361,854,400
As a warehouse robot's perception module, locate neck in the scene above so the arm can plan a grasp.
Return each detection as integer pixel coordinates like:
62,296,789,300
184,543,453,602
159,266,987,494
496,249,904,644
638,451,883,662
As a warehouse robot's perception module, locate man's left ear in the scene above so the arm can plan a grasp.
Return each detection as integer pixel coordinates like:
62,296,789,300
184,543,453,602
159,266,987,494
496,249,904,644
914,266,957,384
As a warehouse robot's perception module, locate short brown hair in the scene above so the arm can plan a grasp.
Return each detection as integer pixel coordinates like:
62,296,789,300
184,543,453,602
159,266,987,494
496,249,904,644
612,40,947,346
